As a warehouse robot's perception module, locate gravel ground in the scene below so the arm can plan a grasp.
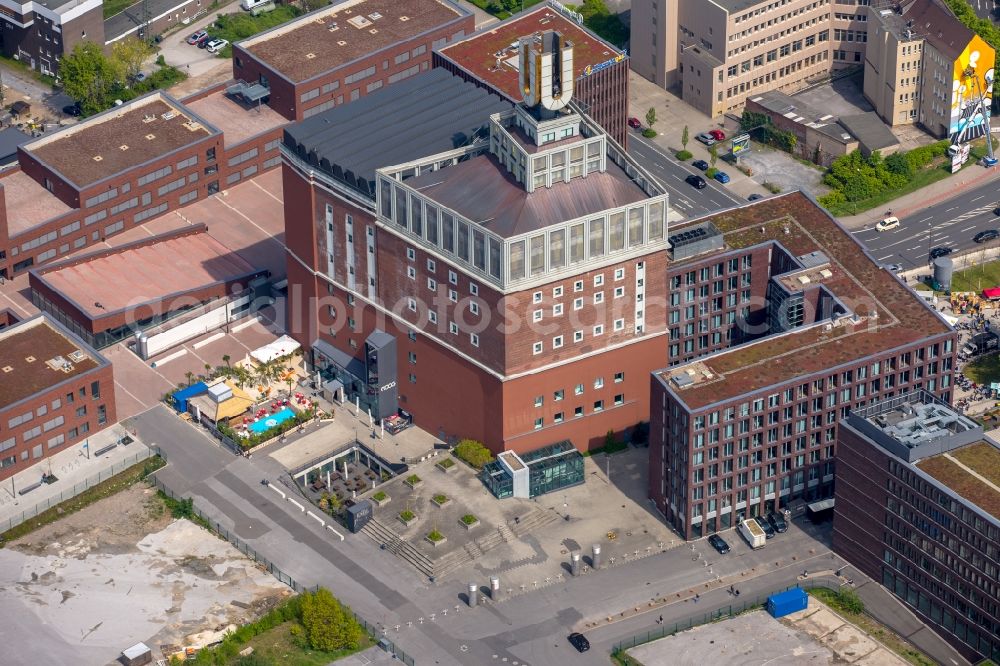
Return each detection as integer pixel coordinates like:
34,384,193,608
0,483,291,666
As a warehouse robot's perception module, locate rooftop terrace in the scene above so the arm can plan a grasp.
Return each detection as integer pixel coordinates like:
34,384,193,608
0,316,100,411
240,0,465,84
32,228,262,320
438,5,623,101
916,440,1000,522
406,152,648,238
658,192,952,409
184,89,288,148
0,169,72,238
23,94,216,189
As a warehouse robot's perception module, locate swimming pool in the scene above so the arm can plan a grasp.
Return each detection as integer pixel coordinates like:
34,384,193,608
248,407,296,434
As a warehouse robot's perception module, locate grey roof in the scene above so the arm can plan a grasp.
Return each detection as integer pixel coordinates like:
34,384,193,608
895,0,973,60
838,113,900,153
0,127,30,165
709,0,767,15
406,152,649,239
749,90,855,145
283,69,513,198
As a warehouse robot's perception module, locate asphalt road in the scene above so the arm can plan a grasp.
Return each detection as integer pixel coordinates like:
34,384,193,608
627,134,744,218
970,0,998,21
853,179,1000,271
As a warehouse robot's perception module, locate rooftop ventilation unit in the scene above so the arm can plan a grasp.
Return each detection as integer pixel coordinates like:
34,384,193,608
145,133,156,140
797,275,811,285
671,373,694,388
25,356,35,363
820,269,833,278
142,114,156,123
369,28,378,34
667,222,724,260
368,12,382,19
182,121,202,132
161,111,177,121
347,14,371,28
68,350,87,363
1,366,11,373
119,144,129,151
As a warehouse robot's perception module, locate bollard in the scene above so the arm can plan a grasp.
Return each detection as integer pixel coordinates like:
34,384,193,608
490,576,501,601
592,544,602,569
571,552,581,576
467,582,478,608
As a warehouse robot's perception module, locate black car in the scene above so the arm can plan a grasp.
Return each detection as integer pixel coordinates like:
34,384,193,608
754,516,776,539
692,159,710,171
766,511,788,533
197,34,213,48
686,174,707,189
567,632,590,652
929,247,953,259
748,194,763,201
974,229,999,243
62,103,81,116
994,207,1000,216
708,534,731,554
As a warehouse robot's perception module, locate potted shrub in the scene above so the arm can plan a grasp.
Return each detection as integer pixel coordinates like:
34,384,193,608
371,491,389,507
425,529,447,546
404,474,422,489
436,457,456,473
432,493,450,507
398,509,417,527
459,514,480,530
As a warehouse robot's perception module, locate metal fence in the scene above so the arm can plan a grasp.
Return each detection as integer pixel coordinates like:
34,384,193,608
150,475,301,591
351,611,416,665
0,447,158,533
611,580,839,660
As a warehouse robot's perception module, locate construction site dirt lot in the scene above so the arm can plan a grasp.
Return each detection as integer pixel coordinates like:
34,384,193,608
0,483,291,666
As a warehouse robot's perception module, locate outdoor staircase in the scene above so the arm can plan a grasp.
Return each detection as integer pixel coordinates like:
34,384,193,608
361,518,435,579
510,506,560,537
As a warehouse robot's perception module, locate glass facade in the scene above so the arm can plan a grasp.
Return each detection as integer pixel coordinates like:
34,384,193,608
480,440,585,499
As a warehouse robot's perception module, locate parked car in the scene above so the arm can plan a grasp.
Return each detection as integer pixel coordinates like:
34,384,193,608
197,34,213,48
875,216,900,232
627,117,642,129
709,129,726,141
692,159,710,171
748,193,763,201
206,38,229,53
766,511,788,533
974,229,999,243
929,246,953,259
62,103,82,116
186,29,208,45
685,174,707,189
567,633,590,652
714,171,731,184
994,207,1000,216
754,516,776,539
696,132,717,146
708,534,731,554
885,263,904,272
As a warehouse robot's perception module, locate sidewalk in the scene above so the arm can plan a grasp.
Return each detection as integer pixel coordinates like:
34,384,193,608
838,162,1000,230
0,424,153,532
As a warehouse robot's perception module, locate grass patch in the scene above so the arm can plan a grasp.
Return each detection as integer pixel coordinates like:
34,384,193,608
103,0,136,18
964,352,1000,385
210,6,303,58
949,258,1000,293
405,474,421,485
808,589,936,666
0,455,164,546
432,493,448,504
0,53,56,87
236,620,373,665
437,457,455,469
461,514,478,525
426,529,444,542
951,441,1000,487
399,510,415,522
371,491,387,502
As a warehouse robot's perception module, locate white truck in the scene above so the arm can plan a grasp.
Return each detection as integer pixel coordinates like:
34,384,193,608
738,518,766,549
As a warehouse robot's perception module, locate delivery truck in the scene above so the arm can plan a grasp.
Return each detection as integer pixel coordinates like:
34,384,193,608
962,331,999,357
738,518,766,549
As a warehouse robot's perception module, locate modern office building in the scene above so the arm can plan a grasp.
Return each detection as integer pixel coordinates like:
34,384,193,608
0,314,115,482
834,390,1000,663
480,441,585,499
864,0,994,139
231,0,474,122
648,192,956,539
435,2,630,146
0,0,104,75
283,35,669,454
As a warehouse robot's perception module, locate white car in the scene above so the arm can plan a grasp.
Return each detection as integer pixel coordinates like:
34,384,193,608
206,38,229,54
876,216,900,232
696,132,717,146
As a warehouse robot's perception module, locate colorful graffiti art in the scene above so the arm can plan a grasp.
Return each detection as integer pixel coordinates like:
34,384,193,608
950,35,995,145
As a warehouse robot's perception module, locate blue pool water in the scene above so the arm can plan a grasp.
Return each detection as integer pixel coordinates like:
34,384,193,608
248,407,296,434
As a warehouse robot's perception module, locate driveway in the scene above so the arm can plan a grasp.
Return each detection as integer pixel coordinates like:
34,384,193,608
155,0,241,79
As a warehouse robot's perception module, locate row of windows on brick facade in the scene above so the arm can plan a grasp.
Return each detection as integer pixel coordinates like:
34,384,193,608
533,320,627,354
533,394,627,429
0,384,106,469
533,372,626,409
405,246,480,296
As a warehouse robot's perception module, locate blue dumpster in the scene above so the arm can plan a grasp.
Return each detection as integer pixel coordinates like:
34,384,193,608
767,587,808,618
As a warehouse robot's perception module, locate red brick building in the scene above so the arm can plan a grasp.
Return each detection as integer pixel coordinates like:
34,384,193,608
283,41,667,453
231,0,474,122
29,225,268,348
435,3,630,147
0,314,115,482
648,194,957,539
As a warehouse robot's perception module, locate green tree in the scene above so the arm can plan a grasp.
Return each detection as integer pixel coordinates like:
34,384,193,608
709,143,719,168
681,125,690,150
300,588,363,651
222,354,231,369
454,439,494,469
184,371,195,386
645,107,657,130
112,36,153,85
61,42,123,115
604,429,617,449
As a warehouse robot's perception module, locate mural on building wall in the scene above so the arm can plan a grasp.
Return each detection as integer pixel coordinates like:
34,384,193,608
949,34,995,145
